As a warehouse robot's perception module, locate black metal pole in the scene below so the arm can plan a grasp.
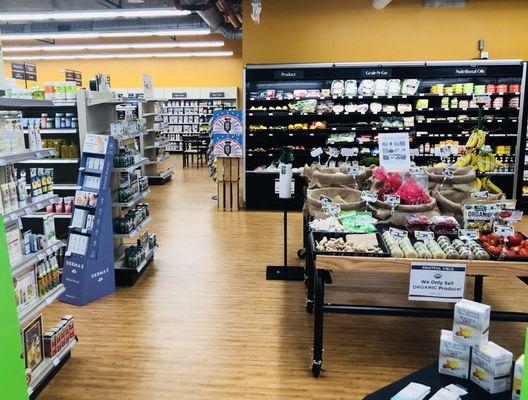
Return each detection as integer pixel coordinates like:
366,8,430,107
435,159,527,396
474,275,484,303
283,199,288,268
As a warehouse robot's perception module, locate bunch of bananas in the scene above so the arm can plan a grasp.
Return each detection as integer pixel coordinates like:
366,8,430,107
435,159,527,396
466,129,487,149
476,176,502,194
475,153,503,173
454,152,476,167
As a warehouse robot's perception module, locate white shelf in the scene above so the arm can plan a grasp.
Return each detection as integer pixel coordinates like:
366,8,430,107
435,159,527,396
148,168,173,179
0,148,56,166
53,184,81,190
114,216,152,239
27,338,78,397
0,97,54,108
145,154,169,164
23,128,77,134
115,245,157,271
112,189,150,209
11,240,66,276
112,158,148,173
18,284,65,326
3,194,58,226
142,112,157,117
17,158,79,164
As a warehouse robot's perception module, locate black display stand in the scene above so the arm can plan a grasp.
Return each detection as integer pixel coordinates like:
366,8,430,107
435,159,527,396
364,362,511,400
266,199,305,281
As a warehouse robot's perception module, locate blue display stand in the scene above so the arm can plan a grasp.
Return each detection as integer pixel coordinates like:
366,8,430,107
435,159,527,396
60,135,116,306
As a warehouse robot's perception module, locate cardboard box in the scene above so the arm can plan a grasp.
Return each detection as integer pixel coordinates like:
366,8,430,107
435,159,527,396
453,299,490,347
470,341,513,394
512,354,523,400
438,329,471,379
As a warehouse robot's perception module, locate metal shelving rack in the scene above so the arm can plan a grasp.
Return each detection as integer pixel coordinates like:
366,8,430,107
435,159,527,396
139,99,173,185
0,137,74,399
244,60,527,210
76,89,158,286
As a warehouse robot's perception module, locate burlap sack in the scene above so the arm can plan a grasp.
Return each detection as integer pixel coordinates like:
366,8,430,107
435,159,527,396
425,166,476,193
302,164,373,189
305,187,369,217
433,190,505,224
371,196,440,228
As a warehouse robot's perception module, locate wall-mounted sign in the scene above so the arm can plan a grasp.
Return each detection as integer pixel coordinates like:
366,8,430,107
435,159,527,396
172,92,187,99
453,67,487,76
273,70,304,79
210,92,225,98
65,69,82,86
361,68,392,78
11,62,37,82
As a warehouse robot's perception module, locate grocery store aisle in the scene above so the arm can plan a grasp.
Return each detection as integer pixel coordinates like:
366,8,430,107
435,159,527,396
39,155,528,399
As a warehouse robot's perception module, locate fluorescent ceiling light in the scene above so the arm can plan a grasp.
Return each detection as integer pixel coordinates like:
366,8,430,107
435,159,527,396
0,29,210,41
3,51,234,60
3,41,225,52
0,8,190,22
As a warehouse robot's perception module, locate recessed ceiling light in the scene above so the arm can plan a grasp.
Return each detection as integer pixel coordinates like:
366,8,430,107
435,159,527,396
2,41,225,52
0,8,190,22
3,51,234,60
0,29,211,41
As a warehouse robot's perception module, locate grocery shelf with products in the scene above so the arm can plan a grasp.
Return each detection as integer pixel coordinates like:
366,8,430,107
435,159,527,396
140,99,173,185
244,61,527,210
0,126,76,399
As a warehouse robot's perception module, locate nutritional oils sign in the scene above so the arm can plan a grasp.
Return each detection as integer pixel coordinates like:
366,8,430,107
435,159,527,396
409,262,466,302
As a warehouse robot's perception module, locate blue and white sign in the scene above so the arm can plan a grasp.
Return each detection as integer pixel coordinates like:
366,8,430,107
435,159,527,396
211,110,243,158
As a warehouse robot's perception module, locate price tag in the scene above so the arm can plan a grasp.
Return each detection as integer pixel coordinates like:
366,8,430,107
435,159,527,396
53,357,60,366
340,148,356,158
325,203,341,216
471,191,489,199
494,224,513,238
361,191,377,203
37,253,45,261
326,147,340,158
385,194,401,206
28,388,33,396
310,147,323,158
320,195,334,207
348,166,361,176
442,168,454,179
414,231,434,242
459,229,479,241
46,248,53,256
36,202,43,209
46,296,54,304
389,227,408,239
10,213,19,222
473,94,491,105
439,146,451,158
409,166,423,174
499,210,523,222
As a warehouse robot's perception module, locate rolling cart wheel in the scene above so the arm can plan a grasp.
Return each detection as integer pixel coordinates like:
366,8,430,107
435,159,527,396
306,300,313,314
311,360,322,378
297,248,306,259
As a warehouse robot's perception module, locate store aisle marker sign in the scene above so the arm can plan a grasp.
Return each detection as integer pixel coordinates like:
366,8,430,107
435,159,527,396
409,262,466,303
378,131,411,172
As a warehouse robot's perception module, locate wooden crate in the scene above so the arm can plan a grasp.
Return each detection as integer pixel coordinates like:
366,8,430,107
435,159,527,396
217,158,240,211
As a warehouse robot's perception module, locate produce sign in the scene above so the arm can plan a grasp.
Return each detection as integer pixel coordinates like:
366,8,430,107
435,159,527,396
408,262,466,302
378,131,411,172
211,110,243,158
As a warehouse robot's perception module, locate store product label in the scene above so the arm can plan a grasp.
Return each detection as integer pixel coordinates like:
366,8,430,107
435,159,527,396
494,224,513,238
442,168,454,179
389,227,407,239
500,210,523,222
378,131,411,172
347,166,361,176
171,92,187,99
409,262,466,302
458,229,479,241
361,68,392,78
320,195,333,207
385,194,400,206
310,147,323,158
473,94,491,105
326,147,340,158
324,203,341,216
210,92,225,98
84,134,109,155
415,231,434,242
471,191,489,199
361,191,377,203
341,148,356,157
453,67,487,76
273,70,304,80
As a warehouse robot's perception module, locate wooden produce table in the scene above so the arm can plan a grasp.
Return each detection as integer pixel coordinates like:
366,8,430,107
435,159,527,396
305,235,528,378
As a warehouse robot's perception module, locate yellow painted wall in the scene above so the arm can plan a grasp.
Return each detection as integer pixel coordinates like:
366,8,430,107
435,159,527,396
243,0,528,64
3,55,242,89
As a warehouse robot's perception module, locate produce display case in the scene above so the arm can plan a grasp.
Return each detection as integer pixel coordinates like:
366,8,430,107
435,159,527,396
244,61,528,210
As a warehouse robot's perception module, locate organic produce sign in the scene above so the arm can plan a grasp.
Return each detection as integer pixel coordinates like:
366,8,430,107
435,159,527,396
409,262,466,302
378,131,411,172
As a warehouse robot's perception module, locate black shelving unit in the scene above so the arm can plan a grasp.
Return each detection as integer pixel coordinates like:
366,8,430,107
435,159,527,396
244,61,527,210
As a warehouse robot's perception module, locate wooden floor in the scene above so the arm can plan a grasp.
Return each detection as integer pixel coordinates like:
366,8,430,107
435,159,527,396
39,156,528,399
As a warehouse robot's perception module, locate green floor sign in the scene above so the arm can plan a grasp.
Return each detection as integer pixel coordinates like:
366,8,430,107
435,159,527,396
0,220,29,400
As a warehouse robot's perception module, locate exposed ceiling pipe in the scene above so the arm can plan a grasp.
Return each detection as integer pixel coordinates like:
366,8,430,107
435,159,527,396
372,0,393,9
175,0,242,40
216,0,242,29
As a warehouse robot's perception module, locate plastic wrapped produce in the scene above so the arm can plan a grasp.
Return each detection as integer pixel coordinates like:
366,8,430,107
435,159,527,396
345,80,358,97
406,214,430,233
359,80,375,95
431,216,459,238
